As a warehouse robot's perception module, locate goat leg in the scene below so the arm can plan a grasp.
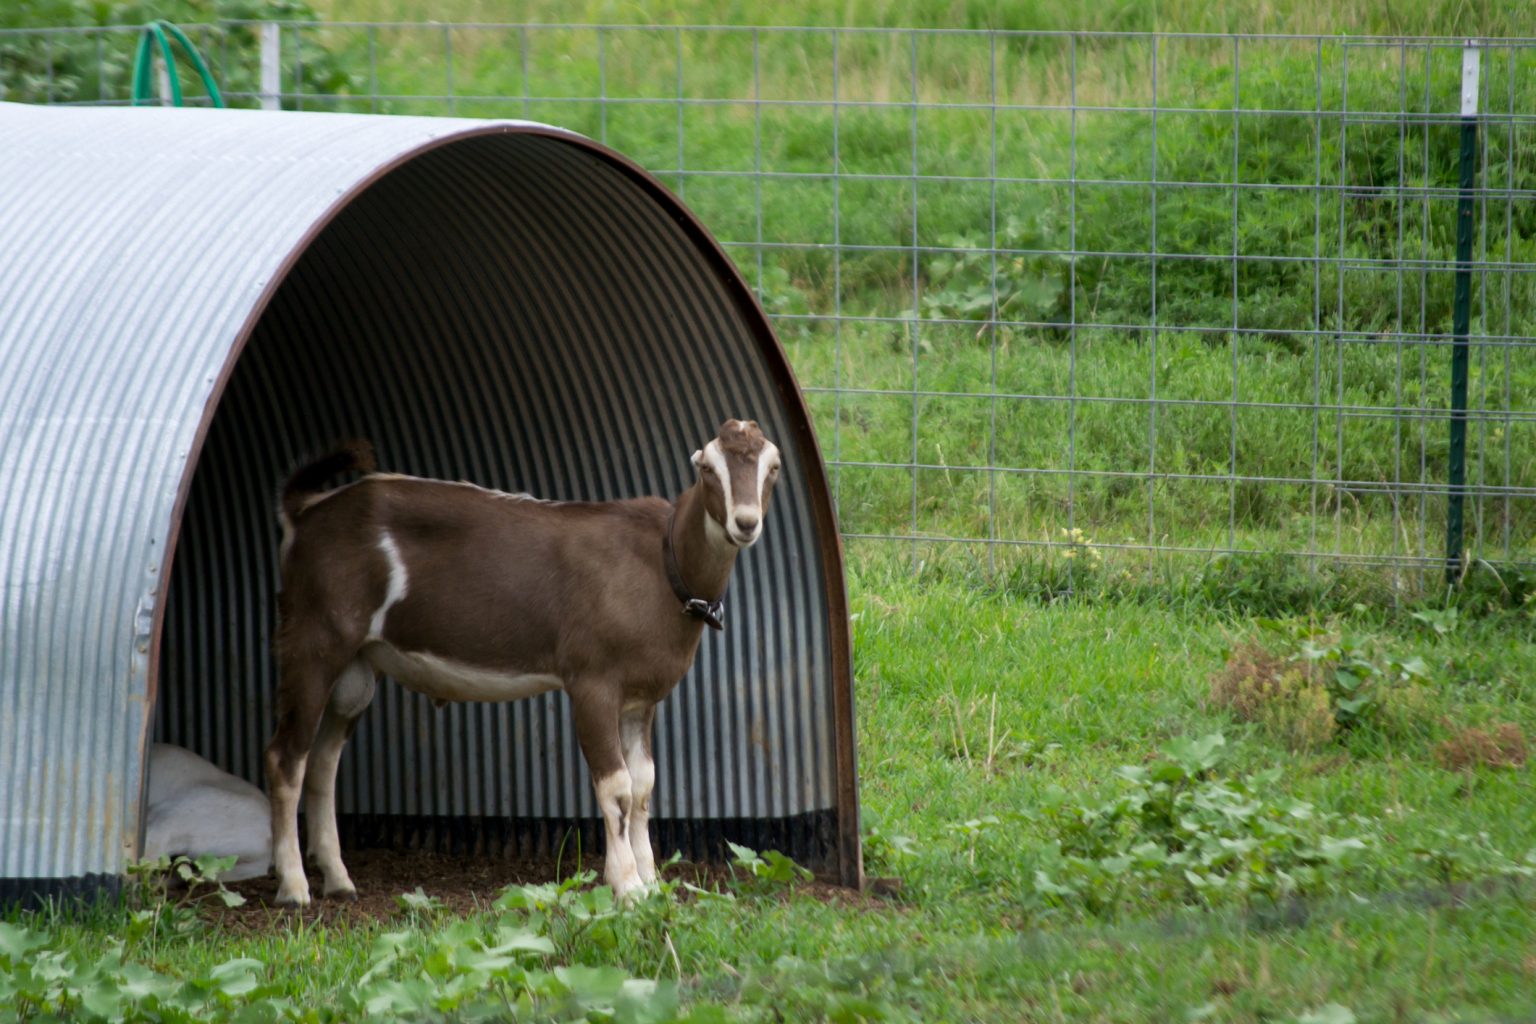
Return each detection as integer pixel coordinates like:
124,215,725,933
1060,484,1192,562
302,660,377,899
571,685,644,901
266,650,352,906
620,703,659,886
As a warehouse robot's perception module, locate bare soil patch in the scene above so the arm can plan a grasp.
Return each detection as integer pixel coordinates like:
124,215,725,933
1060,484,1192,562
207,849,876,932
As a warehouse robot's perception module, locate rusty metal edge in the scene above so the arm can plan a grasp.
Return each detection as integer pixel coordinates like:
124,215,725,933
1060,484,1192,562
564,138,863,890
142,119,862,889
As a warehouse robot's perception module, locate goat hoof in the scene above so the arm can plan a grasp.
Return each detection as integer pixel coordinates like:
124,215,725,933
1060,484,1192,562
274,882,313,907
612,876,648,904
325,886,358,902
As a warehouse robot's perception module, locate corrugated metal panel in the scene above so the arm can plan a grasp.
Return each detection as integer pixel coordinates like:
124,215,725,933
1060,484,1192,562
0,101,858,900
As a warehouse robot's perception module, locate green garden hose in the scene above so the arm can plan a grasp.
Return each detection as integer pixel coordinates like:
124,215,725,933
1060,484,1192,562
130,20,225,108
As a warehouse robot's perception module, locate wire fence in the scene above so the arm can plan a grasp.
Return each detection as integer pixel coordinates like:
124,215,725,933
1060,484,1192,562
7,23,1535,593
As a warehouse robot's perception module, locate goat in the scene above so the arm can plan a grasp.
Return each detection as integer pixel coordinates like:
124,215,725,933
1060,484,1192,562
265,419,781,905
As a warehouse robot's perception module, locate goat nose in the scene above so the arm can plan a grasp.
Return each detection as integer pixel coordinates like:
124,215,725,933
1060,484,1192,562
734,513,759,534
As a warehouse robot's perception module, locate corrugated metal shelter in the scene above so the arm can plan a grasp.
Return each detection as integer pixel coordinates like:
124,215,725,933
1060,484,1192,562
0,101,859,905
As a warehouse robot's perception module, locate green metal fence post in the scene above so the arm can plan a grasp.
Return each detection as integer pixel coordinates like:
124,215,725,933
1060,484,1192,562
1446,41,1480,585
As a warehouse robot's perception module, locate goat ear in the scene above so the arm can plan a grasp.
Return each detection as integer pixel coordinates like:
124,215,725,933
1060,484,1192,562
691,449,704,468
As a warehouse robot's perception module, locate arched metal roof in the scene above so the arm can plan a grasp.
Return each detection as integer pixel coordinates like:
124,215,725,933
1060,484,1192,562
0,101,858,904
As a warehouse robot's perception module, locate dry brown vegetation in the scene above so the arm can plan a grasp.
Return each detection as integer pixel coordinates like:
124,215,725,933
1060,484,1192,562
1208,640,1336,752
1435,724,1529,772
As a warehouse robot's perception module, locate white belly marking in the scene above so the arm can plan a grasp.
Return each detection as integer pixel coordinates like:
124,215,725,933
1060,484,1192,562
363,643,563,704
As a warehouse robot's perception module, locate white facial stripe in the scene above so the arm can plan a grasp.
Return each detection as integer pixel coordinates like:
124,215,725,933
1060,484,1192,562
755,440,781,508
369,532,409,639
702,439,738,522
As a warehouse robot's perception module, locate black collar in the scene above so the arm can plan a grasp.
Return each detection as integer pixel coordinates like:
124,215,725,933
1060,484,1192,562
663,506,725,631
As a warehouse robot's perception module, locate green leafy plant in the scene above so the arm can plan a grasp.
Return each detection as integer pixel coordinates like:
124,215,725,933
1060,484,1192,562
1408,828,1535,891
909,209,1071,338
394,886,447,922
945,815,1002,867
725,841,813,894
1298,635,1430,731
1410,606,1461,639
120,854,243,957
493,872,621,963
862,825,920,869
1031,733,1371,915
0,918,275,1023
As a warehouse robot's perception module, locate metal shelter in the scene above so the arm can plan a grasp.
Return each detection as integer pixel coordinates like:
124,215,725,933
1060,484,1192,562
0,101,858,904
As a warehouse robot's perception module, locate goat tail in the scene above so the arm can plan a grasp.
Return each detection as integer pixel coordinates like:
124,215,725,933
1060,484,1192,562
279,439,377,527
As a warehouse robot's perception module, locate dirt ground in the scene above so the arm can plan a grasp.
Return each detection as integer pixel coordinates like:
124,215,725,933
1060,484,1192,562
210,849,882,931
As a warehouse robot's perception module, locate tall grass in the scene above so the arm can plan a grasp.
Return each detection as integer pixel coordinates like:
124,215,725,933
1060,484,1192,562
318,0,1533,37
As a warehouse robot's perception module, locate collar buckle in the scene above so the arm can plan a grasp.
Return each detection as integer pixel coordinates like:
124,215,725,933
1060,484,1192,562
682,597,725,631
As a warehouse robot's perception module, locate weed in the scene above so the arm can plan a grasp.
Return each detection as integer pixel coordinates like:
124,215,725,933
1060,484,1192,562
1030,733,1371,915
861,825,920,873
1434,724,1529,772
1410,607,1461,639
945,816,1002,867
127,853,245,909
942,690,1038,775
119,855,243,957
0,917,271,1022
907,209,1072,336
1214,624,1441,745
1210,639,1337,752
493,871,619,963
1408,829,1534,891
724,842,813,895
394,886,448,923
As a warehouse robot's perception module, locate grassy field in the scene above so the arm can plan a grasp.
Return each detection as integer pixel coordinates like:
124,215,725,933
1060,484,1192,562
7,571,1536,1020
312,0,1532,35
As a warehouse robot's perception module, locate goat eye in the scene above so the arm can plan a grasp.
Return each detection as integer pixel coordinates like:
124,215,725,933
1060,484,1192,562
699,464,713,475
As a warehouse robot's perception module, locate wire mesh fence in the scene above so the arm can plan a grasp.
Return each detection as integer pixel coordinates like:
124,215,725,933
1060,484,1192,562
7,22,1534,594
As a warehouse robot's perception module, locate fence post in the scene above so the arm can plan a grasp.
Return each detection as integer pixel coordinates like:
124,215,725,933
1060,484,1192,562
259,22,281,111
155,48,171,106
1445,41,1480,584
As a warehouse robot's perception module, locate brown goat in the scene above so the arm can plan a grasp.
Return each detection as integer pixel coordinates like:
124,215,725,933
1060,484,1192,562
265,420,781,904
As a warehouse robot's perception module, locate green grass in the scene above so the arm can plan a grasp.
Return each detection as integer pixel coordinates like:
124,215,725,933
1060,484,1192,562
317,0,1534,36
9,571,1536,1021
